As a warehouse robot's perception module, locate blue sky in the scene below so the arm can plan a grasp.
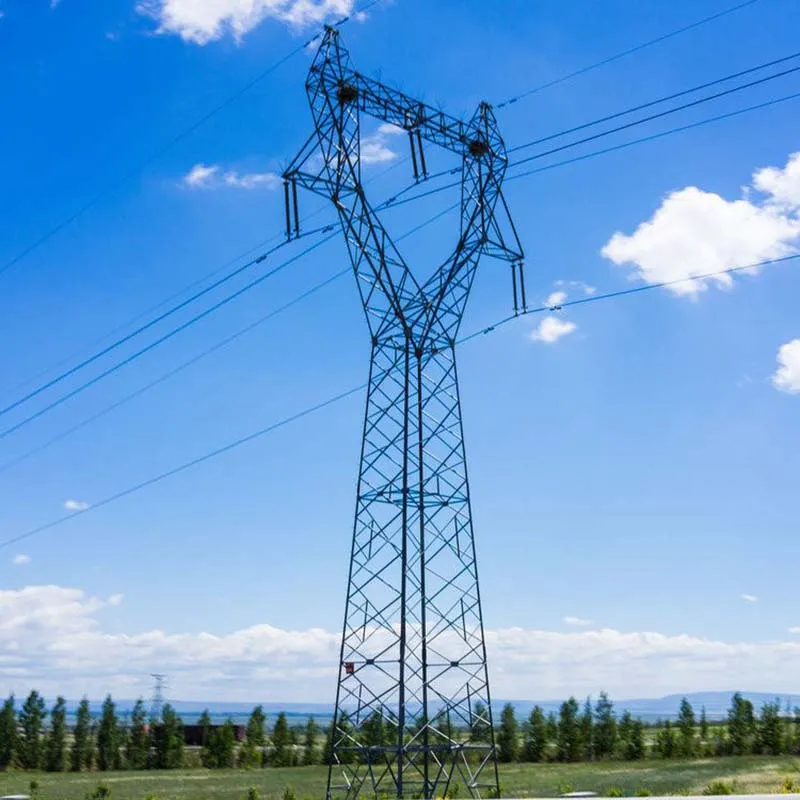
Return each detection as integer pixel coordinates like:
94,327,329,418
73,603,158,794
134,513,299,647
1,0,799,703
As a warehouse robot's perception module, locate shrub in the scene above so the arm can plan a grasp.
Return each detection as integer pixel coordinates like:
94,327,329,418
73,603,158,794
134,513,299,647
637,790,652,797
283,787,297,800
702,781,734,796
781,777,797,794
247,788,260,800
29,781,40,798
604,788,624,798
86,785,112,800
557,783,574,796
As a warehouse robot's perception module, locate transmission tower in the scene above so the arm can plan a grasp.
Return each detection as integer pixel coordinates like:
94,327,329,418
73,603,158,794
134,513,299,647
150,673,167,722
285,28,524,800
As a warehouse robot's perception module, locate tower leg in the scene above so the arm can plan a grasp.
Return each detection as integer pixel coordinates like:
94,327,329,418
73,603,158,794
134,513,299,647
327,341,499,800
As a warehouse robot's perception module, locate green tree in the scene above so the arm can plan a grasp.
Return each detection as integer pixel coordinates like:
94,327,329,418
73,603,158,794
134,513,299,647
677,697,696,757
97,695,121,771
792,707,800,755
197,709,213,767
152,704,183,769
471,702,490,743
524,706,547,763
71,698,93,772
0,696,17,771
45,697,67,772
360,712,385,749
496,704,519,763
618,711,633,757
19,690,47,770
728,693,756,755
272,712,292,767
240,706,266,768
208,719,236,769
580,697,594,761
594,692,617,759
656,720,676,759
302,717,319,766
126,700,149,770
700,706,709,742
545,712,558,747
627,719,646,761
758,700,783,755
557,697,581,763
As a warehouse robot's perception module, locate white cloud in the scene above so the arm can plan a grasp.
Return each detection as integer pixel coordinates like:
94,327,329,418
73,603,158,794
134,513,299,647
530,316,577,344
183,163,219,188
360,126,400,165
223,170,281,189
789,627,800,635
602,152,800,297
563,616,592,627
544,290,567,308
753,153,800,210
741,594,759,604
8,584,800,700
555,279,596,295
12,554,30,566
64,499,89,511
772,339,800,395
377,123,404,137
138,0,355,45
182,163,280,190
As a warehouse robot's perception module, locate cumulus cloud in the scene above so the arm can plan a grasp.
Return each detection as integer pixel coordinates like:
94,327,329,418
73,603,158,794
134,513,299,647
741,594,759,604
7,584,800,700
530,316,577,344
12,554,30,566
544,290,567,308
360,124,403,165
182,164,281,190
138,0,356,45
602,152,800,297
789,627,800,635
563,616,592,627
772,339,800,395
64,499,89,511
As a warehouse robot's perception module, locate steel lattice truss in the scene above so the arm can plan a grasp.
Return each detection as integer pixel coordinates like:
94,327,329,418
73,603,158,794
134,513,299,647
284,27,524,800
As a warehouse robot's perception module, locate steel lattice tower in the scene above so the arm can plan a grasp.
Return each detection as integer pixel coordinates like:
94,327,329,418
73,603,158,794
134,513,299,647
285,28,524,800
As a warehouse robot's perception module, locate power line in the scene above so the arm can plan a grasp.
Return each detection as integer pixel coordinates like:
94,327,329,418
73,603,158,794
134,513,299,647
384,85,800,210
0,187,456,444
2,155,406,410
0,268,350,475
504,89,800,184
495,0,762,109
0,0,384,280
0,384,367,551
457,253,800,345
508,62,800,168
0,232,338,442
1,250,794,552
508,49,800,155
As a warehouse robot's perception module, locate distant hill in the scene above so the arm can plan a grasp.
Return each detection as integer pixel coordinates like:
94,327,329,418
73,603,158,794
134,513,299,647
495,691,799,722
58,691,797,724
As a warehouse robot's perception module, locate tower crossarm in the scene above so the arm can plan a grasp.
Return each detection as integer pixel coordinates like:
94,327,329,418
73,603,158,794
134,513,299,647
306,28,505,163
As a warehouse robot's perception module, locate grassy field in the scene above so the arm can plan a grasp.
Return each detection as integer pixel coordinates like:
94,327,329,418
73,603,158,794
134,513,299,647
3,757,800,800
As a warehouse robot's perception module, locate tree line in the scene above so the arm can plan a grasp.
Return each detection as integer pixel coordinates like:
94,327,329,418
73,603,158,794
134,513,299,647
2,689,799,772
492,692,800,763
0,691,323,772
